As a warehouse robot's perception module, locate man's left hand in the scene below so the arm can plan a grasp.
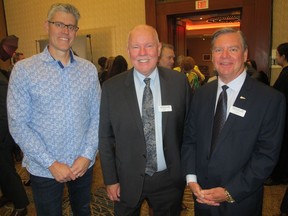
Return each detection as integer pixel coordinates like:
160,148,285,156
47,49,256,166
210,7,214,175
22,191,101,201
201,187,227,203
71,156,91,178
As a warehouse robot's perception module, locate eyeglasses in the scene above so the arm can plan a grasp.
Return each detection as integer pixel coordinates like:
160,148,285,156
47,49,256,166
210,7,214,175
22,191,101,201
48,21,79,32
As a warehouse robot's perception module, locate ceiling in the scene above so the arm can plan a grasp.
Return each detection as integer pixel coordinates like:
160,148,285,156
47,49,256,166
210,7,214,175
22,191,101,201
177,9,241,38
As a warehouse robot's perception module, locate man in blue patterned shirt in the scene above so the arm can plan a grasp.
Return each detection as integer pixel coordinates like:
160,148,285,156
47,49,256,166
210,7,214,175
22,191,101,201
7,3,101,216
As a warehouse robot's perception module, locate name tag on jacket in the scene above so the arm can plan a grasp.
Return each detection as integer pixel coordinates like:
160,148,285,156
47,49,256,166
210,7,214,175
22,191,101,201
159,105,172,112
229,106,246,117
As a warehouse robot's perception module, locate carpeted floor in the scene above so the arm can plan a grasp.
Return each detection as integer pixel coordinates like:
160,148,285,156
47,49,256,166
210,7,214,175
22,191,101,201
0,156,286,216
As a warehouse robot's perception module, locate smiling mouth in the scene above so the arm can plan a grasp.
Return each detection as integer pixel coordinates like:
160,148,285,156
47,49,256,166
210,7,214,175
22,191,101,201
138,59,149,63
220,62,232,65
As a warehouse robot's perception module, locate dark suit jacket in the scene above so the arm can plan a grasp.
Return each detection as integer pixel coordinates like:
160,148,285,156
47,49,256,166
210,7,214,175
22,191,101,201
99,66,191,207
273,66,288,128
182,74,286,216
0,70,9,144
271,66,288,180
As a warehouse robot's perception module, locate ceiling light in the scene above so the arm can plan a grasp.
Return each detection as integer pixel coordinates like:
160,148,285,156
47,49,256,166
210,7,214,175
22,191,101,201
207,15,240,23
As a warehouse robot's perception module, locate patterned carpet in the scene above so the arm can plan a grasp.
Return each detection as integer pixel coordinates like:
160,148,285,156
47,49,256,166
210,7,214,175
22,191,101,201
0,164,115,216
0,187,114,216
0,162,194,216
1,159,284,216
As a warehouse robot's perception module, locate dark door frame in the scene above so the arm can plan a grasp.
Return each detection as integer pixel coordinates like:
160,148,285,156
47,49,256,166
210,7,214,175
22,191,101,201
145,0,273,76
0,0,10,70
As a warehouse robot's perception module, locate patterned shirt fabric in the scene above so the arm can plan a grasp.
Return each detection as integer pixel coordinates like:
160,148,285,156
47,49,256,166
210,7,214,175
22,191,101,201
7,47,101,178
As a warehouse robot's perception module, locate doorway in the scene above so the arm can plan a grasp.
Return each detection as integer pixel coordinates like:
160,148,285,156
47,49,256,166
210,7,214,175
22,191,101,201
172,9,241,77
145,0,273,79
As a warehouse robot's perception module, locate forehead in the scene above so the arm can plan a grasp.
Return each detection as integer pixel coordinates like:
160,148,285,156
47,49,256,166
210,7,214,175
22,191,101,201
213,32,242,47
163,47,174,54
51,11,76,23
129,28,156,44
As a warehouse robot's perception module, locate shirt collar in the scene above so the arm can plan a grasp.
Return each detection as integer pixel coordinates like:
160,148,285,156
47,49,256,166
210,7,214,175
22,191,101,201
218,70,247,92
40,46,76,68
134,67,158,85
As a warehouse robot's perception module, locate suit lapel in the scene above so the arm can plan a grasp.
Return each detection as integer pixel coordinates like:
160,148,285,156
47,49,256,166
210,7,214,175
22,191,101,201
205,81,219,157
158,68,169,135
124,69,145,137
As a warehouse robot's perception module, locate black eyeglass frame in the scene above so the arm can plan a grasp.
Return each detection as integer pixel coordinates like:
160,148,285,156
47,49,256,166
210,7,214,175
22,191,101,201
48,21,79,32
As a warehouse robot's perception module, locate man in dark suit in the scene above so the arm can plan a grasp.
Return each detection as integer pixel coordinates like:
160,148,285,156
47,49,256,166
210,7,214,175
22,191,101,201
271,42,288,215
181,28,286,216
0,69,29,215
266,42,288,187
99,24,191,215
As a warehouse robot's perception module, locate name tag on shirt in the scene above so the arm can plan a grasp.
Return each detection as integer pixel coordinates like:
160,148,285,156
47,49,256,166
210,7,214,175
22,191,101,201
159,105,172,112
229,106,246,117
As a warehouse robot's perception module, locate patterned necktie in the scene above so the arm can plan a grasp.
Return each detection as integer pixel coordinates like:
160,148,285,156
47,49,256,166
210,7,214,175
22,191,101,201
210,85,228,156
142,78,157,176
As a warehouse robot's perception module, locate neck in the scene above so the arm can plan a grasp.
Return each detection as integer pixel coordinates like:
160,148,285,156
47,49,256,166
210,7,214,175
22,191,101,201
48,46,71,65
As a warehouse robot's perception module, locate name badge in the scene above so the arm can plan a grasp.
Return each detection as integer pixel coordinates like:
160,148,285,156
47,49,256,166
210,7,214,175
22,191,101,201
159,105,172,112
229,106,246,117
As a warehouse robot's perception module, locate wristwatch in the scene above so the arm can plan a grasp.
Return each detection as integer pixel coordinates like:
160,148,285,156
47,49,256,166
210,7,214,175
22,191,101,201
224,189,235,203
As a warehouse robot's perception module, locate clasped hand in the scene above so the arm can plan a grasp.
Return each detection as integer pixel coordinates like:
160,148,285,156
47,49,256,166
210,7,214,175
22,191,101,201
188,182,227,206
106,183,120,201
49,156,91,183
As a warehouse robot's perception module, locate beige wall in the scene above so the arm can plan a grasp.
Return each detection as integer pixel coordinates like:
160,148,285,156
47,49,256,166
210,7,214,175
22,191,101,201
271,0,288,85
3,0,145,69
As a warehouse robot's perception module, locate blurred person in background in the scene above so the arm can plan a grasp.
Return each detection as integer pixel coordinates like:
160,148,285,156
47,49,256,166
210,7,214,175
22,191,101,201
99,56,114,85
97,56,107,81
158,43,175,69
106,55,128,80
0,68,29,216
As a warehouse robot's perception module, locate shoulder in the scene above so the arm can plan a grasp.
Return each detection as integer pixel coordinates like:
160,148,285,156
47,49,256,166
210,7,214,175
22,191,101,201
247,76,285,103
74,56,97,71
158,66,187,81
10,55,41,81
196,79,216,93
102,69,131,90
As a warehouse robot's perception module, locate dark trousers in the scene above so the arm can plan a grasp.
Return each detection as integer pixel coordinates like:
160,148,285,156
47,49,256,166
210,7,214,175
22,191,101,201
271,133,288,182
0,134,29,209
281,187,288,213
30,166,93,216
114,170,184,216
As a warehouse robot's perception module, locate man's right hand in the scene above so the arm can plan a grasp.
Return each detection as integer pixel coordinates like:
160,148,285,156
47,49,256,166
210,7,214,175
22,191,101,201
188,182,219,206
48,161,76,182
106,183,120,201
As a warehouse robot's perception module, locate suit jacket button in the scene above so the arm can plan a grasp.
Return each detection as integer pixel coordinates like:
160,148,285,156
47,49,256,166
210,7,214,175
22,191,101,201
142,154,146,158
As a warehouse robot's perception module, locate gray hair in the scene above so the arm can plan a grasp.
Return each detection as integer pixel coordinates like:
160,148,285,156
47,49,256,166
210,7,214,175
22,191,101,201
160,43,174,57
127,24,160,48
47,3,80,25
211,28,248,51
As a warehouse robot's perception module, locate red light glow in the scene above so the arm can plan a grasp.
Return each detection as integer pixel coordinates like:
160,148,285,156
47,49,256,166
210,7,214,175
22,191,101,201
186,23,240,30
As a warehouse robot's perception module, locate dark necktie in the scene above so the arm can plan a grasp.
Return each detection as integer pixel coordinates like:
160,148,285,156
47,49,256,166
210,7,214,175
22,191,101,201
142,78,157,176
210,85,228,156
